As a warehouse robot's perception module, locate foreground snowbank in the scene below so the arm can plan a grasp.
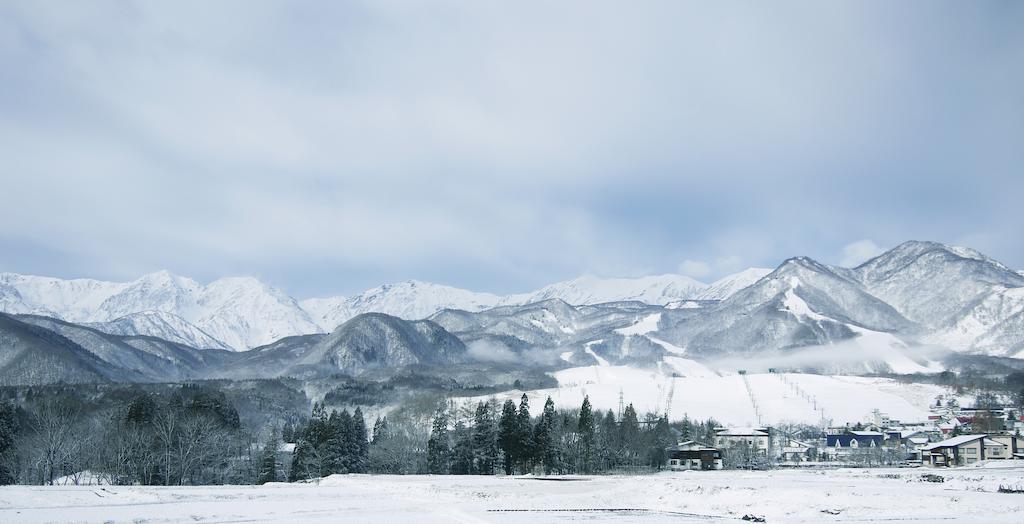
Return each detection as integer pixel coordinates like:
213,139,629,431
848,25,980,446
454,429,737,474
2,467,1022,523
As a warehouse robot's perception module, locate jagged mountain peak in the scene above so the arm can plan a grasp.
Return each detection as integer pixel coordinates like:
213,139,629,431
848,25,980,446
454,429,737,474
852,240,1024,329
130,270,201,290
772,255,844,277
857,240,1018,278
515,273,707,306
695,268,772,301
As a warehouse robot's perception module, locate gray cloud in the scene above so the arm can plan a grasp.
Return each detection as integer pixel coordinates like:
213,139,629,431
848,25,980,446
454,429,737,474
1,1,1021,297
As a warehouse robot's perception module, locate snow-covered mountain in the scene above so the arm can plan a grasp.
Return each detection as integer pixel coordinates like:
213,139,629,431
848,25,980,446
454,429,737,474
0,273,127,321
0,271,319,351
509,274,707,306
694,268,772,300
657,257,918,364
0,271,712,351
300,274,710,333
852,241,1024,329
301,280,504,332
2,241,1022,358
87,311,233,351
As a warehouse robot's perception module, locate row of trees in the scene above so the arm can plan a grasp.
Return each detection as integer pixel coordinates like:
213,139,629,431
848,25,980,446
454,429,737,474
0,386,253,486
0,388,725,485
422,395,716,475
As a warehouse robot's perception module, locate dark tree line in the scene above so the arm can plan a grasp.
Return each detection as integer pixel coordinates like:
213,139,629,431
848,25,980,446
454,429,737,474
0,386,252,486
0,387,725,485
288,403,369,481
421,394,696,475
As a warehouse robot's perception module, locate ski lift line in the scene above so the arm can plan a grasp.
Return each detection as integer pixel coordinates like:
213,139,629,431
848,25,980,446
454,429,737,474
740,374,764,426
776,372,828,423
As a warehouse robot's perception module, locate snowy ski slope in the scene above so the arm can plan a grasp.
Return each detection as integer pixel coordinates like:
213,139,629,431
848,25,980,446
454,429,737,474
469,364,963,426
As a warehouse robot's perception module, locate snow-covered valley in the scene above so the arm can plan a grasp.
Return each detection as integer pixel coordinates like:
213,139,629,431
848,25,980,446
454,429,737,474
3,467,1022,523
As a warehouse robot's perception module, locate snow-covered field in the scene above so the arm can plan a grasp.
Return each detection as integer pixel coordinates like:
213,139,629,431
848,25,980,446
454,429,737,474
2,466,1023,523
470,368,963,426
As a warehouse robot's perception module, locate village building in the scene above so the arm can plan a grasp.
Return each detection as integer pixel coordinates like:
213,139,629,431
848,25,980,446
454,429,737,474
982,434,1023,459
666,441,723,470
921,434,998,467
779,439,815,463
823,430,884,459
714,427,771,456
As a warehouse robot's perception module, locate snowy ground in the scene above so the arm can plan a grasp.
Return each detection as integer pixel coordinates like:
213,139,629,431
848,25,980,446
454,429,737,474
2,466,1023,523
468,367,963,427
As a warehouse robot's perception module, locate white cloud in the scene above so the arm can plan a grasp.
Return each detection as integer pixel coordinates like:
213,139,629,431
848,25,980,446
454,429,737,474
0,1,1021,295
465,339,518,363
840,240,885,267
713,255,745,275
678,259,712,278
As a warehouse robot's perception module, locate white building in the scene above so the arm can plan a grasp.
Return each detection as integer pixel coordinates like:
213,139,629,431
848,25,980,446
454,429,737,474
714,427,771,456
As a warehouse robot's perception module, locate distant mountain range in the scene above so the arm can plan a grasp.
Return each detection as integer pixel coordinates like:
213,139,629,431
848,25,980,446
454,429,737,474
1,241,1023,387
0,268,728,351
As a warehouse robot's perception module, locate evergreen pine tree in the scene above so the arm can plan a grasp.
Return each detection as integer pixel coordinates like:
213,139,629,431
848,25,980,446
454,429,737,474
577,396,595,473
426,408,451,474
647,416,672,469
258,427,280,484
371,416,389,445
597,409,618,472
515,394,533,473
472,402,498,474
289,416,318,482
619,404,640,467
497,399,518,475
323,410,344,474
0,402,20,485
336,410,355,473
352,408,369,473
451,424,474,475
281,420,295,443
533,397,559,474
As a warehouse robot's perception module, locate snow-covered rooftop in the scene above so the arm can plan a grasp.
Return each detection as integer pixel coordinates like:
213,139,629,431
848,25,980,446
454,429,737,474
921,434,986,450
716,427,769,436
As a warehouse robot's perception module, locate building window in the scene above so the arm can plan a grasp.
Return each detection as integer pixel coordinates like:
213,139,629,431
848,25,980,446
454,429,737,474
965,448,976,455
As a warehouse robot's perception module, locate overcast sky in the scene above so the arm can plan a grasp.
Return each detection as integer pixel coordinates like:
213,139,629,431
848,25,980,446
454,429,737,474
1,1,1022,298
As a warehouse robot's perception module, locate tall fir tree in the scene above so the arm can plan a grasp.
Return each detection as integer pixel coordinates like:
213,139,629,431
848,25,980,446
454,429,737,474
577,396,595,473
533,397,559,474
0,402,18,485
451,423,474,475
371,416,389,445
471,402,498,474
647,416,672,469
515,394,533,473
497,399,518,475
258,427,280,484
619,404,640,467
597,409,618,471
426,408,451,474
352,407,369,473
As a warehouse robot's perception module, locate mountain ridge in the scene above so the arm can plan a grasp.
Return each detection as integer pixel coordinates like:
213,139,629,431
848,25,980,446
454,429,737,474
1,241,1022,358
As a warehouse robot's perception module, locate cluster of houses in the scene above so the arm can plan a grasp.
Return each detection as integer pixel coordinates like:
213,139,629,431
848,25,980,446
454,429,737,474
666,403,1024,470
